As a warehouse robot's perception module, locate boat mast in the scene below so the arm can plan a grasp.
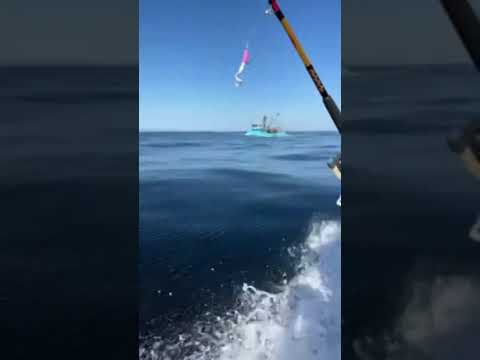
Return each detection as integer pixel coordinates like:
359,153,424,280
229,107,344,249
267,0,342,133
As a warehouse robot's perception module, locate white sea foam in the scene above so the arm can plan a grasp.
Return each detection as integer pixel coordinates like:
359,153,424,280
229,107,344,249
140,220,341,360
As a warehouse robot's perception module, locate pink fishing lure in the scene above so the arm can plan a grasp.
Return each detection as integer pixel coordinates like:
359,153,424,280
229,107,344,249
242,48,250,64
234,45,250,86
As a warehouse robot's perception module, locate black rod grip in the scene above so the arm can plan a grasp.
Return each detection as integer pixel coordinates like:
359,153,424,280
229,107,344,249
440,0,480,71
323,96,342,133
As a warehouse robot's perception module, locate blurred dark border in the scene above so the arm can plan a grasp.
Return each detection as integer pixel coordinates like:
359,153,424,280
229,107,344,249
343,1,480,359
0,2,138,359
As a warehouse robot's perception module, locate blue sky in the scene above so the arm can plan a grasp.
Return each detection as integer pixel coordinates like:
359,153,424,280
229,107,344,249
140,0,340,131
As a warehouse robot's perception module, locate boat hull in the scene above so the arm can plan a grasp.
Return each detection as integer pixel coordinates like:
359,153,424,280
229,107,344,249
245,129,288,137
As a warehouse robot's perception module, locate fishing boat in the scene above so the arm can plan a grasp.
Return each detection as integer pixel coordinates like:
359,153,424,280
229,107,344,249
245,115,288,137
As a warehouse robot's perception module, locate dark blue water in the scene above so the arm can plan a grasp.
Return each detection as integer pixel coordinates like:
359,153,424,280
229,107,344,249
343,65,480,359
0,66,138,358
139,132,340,358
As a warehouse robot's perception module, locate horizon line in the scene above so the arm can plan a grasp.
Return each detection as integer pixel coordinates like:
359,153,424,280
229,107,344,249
139,129,338,133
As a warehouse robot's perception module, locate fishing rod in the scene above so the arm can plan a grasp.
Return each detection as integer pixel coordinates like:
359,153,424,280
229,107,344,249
441,0,480,241
440,0,480,71
267,0,342,133
267,0,341,205
442,0,480,178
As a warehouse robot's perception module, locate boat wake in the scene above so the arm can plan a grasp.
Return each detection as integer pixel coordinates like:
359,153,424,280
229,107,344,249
140,220,340,360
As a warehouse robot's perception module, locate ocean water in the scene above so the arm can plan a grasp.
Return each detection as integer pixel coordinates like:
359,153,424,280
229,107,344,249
343,65,480,359
0,66,138,357
139,132,341,359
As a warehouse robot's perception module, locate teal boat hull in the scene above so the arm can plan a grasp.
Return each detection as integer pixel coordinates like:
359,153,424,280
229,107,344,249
245,129,288,137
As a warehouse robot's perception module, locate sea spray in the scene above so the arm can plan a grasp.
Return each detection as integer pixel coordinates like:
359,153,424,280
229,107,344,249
140,220,340,360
